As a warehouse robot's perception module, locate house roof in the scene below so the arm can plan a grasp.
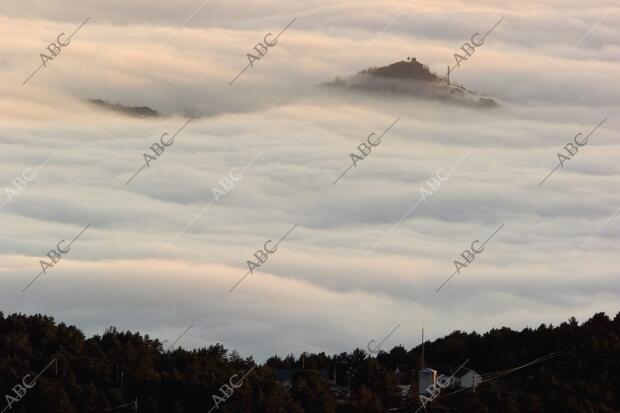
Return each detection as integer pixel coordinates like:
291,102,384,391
454,368,479,378
426,364,477,378
419,368,437,373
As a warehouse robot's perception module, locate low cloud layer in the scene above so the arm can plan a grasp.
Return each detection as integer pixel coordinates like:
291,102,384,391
0,0,618,359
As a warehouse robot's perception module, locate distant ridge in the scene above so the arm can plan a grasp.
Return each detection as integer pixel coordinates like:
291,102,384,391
89,99,159,117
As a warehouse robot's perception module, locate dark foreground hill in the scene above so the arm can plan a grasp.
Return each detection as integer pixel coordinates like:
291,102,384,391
0,311,618,412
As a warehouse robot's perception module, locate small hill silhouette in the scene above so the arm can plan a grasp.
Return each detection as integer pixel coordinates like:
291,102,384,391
326,57,499,109
89,99,159,118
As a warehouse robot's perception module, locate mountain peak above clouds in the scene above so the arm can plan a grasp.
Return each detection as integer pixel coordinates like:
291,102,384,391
325,57,499,108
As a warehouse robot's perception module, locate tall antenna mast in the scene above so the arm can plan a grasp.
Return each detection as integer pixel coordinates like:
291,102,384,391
421,327,425,370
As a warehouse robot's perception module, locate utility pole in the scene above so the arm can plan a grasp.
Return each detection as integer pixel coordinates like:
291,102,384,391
347,369,352,397
421,328,425,370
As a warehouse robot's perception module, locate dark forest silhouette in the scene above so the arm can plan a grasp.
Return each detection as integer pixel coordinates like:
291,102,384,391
0,311,618,412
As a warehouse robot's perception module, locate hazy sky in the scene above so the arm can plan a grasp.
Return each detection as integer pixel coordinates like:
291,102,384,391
1,0,619,359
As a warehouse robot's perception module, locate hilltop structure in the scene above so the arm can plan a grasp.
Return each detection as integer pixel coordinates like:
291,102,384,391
360,57,439,82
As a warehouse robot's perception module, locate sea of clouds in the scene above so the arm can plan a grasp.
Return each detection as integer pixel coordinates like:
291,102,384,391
0,0,618,359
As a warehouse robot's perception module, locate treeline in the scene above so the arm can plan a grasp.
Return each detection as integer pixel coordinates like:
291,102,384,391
0,311,618,412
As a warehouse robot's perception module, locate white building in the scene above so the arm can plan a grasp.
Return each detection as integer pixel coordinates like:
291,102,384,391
457,369,482,390
418,368,437,394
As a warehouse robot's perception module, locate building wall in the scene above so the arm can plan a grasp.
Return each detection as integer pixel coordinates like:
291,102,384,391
459,370,481,389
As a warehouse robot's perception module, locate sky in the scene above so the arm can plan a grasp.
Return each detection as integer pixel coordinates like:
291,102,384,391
0,0,619,360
